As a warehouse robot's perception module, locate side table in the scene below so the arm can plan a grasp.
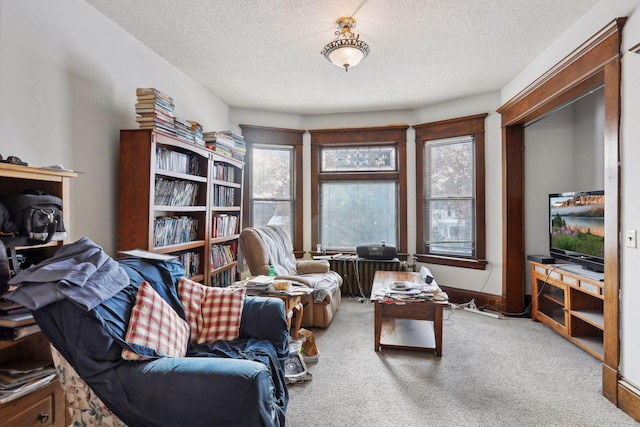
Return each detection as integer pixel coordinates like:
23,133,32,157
371,271,447,357
266,294,303,340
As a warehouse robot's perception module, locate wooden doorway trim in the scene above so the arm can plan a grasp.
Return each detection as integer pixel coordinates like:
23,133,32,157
497,18,625,403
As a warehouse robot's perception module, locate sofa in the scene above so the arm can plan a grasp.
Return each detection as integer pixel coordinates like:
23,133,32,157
239,225,342,328
6,237,289,427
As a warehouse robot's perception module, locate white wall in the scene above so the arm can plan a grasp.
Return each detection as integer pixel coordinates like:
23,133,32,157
502,0,640,391
620,4,640,390
524,90,605,293
231,91,505,297
0,0,230,254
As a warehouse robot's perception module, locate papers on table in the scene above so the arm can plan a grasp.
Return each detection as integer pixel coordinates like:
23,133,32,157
372,279,448,303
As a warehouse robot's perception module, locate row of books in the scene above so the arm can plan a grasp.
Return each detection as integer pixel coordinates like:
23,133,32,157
210,244,236,270
212,163,237,183
178,251,201,277
211,214,239,238
155,147,202,176
210,266,237,287
0,299,40,341
153,216,199,247
212,185,236,207
155,178,200,207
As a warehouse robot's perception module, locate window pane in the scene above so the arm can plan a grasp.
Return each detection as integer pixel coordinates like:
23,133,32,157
252,147,292,199
425,136,474,198
423,135,475,257
320,181,397,250
321,146,396,172
424,199,474,256
252,200,293,239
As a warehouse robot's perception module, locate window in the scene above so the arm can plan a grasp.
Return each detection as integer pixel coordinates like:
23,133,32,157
414,114,487,269
310,126,408,253
239,125,303,251
250,145,294,234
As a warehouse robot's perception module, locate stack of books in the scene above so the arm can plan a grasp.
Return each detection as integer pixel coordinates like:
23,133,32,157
0,359,57,404
188,121,205,146
220,131,247,161
135,88,176,135
0,299,40,341
243,275,274,292
203,132,234,158
173,116,195,143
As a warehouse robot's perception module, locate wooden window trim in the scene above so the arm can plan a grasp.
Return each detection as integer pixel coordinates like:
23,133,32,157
413,114,488,270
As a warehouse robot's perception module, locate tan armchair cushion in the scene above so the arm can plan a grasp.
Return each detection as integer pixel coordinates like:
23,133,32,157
296,260,330,274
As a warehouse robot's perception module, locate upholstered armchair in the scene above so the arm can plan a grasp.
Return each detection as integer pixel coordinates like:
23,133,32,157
239,225,342,328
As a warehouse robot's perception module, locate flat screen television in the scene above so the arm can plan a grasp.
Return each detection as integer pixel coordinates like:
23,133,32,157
549,190,605,272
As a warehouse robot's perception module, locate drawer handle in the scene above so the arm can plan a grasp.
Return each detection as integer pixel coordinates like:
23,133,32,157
38,412,50,423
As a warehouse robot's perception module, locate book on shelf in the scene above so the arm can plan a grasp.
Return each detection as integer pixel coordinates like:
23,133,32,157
0,323,41,340
153,216,199,247
155,178,200,206
210,266,237,287
178,251,200,277
210,244,236,270
155,146,202,176
211,213,239,238
0,312,35,328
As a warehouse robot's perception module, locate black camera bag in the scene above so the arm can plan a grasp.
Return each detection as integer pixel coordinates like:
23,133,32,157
3,189,66,244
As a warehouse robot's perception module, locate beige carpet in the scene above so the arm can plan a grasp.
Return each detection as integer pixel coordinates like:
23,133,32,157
285,299,637,427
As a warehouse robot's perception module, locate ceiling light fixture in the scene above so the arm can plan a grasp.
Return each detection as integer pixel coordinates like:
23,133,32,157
321,17,370,72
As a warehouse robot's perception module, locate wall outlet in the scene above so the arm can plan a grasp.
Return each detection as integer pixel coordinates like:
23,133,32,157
626,230,637,248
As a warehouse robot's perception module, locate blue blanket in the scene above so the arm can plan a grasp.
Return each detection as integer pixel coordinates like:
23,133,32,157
32,254,289,426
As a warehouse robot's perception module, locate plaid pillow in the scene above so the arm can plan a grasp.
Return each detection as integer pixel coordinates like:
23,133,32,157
122,281,190,360
177,277,245,344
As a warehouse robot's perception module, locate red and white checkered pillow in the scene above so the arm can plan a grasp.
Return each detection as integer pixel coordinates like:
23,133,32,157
122,281,190,360
177,277,245,344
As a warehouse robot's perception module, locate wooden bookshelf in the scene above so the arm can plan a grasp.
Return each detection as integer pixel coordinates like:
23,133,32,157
118,129,244,286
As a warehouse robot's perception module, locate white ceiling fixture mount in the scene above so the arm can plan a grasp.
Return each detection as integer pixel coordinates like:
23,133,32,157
321,17,370,72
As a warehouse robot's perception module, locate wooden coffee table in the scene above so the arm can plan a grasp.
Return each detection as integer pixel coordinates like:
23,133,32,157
371,271,446,357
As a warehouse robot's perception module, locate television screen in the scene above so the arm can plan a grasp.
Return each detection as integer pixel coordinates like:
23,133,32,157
549,191,604,270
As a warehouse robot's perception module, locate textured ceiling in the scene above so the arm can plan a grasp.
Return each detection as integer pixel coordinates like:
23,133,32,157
85,0,599,115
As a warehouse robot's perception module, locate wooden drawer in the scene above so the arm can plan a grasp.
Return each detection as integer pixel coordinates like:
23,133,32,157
0,380,65,427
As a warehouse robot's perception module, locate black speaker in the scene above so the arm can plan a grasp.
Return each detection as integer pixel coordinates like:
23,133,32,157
356,244,397,260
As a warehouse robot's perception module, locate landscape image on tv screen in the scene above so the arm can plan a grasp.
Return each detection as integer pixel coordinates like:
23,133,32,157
549,192,604,259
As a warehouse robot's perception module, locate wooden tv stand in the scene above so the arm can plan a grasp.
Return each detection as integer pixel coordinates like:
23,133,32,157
529,260,604,361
